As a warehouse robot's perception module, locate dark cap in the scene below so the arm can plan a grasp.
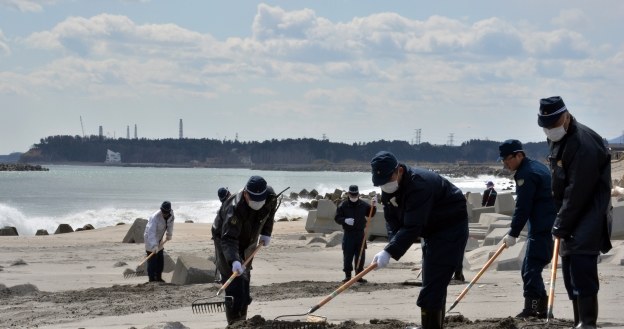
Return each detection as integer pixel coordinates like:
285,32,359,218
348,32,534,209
498,139,524,161
538,96,568,128
486,181,494,187
245,175,268,201
348,185,359,195
370,151,398,186
160,201,172,212
217,187,230,202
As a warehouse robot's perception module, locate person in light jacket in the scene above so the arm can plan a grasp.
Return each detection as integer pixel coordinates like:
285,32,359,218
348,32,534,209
143,201,175,283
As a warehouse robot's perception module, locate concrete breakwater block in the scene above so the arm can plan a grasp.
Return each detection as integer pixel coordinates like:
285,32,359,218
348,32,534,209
495,242,526,271
0,226,19,236
122,218,147,243
54,224,73,234
171,253,216,285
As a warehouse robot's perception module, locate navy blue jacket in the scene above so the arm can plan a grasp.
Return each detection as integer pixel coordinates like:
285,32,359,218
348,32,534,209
548,117,612,256
381,164,467,260
509,157,557,238
335,198,376,232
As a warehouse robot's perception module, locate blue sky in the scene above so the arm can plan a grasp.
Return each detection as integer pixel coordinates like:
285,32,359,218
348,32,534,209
1,0,623,154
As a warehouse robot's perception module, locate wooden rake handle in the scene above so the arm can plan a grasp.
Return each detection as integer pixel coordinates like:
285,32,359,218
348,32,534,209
356,199,376,270
137,239,168,267
217,243,263,296
308,262,378,314
447,242,507,313
546,237,560,322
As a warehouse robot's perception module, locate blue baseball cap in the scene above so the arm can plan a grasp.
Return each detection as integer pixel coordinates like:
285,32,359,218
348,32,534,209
498,139,524,161
370,151,399,186
245,176,268,201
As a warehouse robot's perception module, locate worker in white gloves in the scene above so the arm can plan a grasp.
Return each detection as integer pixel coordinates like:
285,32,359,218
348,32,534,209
334,185,377,283
499,139,557,318
143,201,175,283
370,151,468,329
211,176,278,325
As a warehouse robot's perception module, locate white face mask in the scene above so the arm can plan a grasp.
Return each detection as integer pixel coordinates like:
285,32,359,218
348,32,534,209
543,126,566,142
248,200,265,210
543,116,568,142
380,180,399,194
349,196,358,202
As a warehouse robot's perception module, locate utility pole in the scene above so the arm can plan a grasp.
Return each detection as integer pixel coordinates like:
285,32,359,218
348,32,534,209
134,124,137,139
80,116,85,137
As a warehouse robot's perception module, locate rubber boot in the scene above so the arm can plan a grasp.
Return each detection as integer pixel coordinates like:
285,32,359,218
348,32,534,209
575,295,598,329
452,269,465,282
515,297,539,318
405,309,444,329
156,274,165,283
537,296,552,319
572,300,580,327
342,271,351,283
225,304,245,325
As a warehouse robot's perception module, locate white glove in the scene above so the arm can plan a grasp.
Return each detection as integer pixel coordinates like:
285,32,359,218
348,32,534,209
151,246,159,253
165,235,172,241
371,196,377,207
232,261,245,275
259,235,271,247
503,234,516,248
612,186,624,196
372,250,391,269
344,218,355,226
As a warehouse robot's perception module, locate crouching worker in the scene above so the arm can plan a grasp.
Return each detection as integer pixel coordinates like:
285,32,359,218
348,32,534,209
369,151,468,329
211,176,278,325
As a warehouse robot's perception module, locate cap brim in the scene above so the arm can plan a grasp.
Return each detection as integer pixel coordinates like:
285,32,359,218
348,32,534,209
248,191,267,202
538,113,562,128
372,174,393,186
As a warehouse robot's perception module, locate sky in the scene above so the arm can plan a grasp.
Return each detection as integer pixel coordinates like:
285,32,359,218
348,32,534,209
1,0,623,154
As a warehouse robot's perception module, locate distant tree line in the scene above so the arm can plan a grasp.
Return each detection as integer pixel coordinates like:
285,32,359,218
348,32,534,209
19,135,551,165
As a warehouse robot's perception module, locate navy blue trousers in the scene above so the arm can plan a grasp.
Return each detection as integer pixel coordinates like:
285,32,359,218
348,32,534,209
146,249,164,280
561,254,599,300
223,271,251,313
342,230,366,274
418,220,468,310
521,233,553,299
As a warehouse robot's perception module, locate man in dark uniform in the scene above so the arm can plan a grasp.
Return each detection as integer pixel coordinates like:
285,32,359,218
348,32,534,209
498,139,556,318
538,96,612,328
369,151,468,329
481,181,497,206
211,176,278,325
335,185,377,283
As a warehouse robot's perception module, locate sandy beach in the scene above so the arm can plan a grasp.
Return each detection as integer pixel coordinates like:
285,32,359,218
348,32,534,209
1,220,623,329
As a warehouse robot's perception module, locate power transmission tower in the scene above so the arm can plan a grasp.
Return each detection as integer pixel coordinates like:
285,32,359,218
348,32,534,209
447,133,454,146
414,128,421,145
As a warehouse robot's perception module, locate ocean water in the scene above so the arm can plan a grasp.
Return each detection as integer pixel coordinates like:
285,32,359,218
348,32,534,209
0,165,513,236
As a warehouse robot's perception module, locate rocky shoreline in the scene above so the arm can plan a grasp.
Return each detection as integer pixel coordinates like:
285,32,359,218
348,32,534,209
0,163,49,171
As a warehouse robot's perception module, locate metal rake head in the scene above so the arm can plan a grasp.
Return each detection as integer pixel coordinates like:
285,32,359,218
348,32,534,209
191,296,232,314
271,321,327,329
122,268,145,278
271,314,327,329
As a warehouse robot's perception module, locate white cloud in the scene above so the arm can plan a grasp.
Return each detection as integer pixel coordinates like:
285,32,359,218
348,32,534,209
0,30,10,55
0,0,43,12
551,8,588,29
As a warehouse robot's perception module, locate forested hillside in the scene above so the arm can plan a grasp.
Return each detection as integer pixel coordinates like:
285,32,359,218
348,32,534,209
19,135,551,166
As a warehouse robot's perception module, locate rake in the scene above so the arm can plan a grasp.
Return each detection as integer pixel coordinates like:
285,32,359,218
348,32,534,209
446,241,507,313
355,196,376,271
123,240,168,278
191,243,263,314
272,262,377,329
